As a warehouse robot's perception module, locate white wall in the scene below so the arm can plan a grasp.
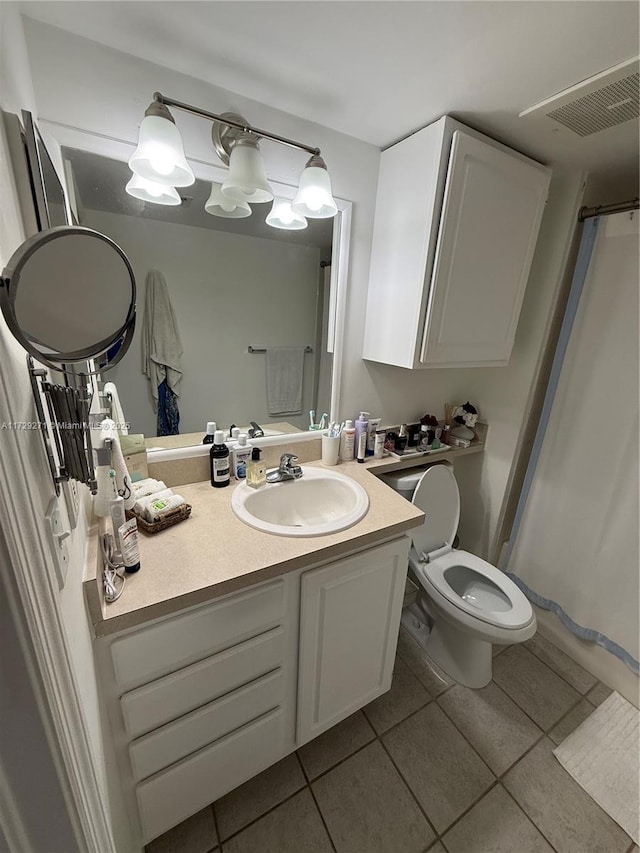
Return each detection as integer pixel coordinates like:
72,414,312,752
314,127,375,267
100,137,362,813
23,18,587,563
84,208,321,436
0,6,110,845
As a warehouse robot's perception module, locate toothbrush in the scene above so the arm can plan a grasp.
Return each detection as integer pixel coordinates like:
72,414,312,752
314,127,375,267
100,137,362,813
309,410,315,428
319,413,328,430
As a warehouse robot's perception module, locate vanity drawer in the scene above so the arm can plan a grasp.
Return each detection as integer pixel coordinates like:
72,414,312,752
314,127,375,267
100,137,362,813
129,668,284,781
137,707,285,843
111,580,284,691
121,627,284,738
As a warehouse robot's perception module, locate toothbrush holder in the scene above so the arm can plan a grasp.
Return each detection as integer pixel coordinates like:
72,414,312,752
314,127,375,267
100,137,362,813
321,431,340,466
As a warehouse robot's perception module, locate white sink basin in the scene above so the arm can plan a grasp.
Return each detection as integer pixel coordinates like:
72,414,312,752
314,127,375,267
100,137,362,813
231,467,369,537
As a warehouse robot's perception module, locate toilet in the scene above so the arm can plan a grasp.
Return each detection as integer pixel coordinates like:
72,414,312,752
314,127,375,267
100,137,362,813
382,463,536,688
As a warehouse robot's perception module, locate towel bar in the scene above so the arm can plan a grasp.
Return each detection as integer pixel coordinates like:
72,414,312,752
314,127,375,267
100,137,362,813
248,345,313,354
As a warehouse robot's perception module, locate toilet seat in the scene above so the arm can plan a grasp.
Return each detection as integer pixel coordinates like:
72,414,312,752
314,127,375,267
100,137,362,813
409,464,533,632
412,549,534,630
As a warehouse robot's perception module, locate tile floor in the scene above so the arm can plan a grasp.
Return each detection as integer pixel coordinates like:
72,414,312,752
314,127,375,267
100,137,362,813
146,630,636,853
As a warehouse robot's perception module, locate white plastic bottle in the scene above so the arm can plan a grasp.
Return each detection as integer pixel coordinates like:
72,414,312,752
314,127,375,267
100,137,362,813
231,434,252,480
354,412,369,459
339,419,356,461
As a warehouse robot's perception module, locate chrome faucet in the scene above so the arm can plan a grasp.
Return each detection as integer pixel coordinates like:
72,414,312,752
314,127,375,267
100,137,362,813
266,453,303,483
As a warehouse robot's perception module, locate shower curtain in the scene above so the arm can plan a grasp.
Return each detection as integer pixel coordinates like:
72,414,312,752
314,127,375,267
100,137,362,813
506,211,639,673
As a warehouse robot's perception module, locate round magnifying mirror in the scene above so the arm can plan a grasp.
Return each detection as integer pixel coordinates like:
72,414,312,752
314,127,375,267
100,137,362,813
0,226,136,371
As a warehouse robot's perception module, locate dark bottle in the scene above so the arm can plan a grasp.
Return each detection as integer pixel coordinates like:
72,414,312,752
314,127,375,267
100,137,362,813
395,423,408,454
203,421,216,444
210,430,230,488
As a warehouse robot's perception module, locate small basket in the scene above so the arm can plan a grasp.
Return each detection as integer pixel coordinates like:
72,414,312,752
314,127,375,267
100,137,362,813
126,503,192,534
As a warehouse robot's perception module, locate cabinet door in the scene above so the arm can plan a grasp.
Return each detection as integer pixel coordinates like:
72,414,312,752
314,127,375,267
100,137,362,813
420,130,550,366
297,538,409,745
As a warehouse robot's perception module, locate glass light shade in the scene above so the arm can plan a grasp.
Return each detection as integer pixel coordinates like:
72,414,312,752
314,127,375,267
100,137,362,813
129,114,195,187
221,137,274,204
204,182,251,218
125,173,181,206
265,198,307,230
292,161,338,219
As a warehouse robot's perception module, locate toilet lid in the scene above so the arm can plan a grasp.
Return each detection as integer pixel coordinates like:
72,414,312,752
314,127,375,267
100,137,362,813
411,464,459,557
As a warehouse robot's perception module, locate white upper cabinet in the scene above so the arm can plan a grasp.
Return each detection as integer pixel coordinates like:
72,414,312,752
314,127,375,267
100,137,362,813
363,117,551,369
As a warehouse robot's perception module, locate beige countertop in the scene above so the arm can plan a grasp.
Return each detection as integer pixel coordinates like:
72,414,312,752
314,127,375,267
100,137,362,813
85,457,432,638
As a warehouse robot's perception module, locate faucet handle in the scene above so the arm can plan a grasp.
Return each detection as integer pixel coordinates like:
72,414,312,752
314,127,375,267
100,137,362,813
279,453,299,469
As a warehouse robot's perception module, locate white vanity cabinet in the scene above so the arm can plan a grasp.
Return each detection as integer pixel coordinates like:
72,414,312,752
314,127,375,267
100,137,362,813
297,537,409,744
363,115,551,369
94,535,409,847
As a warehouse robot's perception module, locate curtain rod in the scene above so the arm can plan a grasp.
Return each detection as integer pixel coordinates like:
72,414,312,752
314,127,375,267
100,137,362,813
578,197,639,222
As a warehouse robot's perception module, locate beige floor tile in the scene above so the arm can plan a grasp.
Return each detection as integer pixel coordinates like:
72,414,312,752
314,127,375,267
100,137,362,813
503,737,632,853
363,656,430,734
297,710,375,780
146,806,217,853
442,784,554,853
587,681,613,707
396,630,454,696
214,754,305,841
438,682,542,775
525,633,597,694
382,702,494,834
312,740,434,853
548,698,595,745
221,789,332,853
493,645,580,730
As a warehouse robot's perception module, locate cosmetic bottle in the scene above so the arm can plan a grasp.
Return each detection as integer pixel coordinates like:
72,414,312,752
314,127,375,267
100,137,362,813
246,447,266,489
202,421,217,444
373,429,386,459
339,419,356,461
395,424,408,454
210,430,230,488
366,417,381,456
354,412,369,456
356,429,367,463
232,434,252,480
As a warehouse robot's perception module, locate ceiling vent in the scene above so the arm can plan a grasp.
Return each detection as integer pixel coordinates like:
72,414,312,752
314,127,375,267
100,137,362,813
520,56,639,137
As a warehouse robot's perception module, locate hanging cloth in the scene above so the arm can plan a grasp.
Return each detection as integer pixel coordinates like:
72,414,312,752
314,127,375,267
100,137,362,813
506,213,639,673
141,269,183,434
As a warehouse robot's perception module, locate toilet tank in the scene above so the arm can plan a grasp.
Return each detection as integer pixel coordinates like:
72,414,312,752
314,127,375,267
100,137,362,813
379,461,452,502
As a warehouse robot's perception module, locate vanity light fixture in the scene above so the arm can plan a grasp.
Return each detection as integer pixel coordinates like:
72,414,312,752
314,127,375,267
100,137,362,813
292,155,338,219
266,198,308,230
127,93,338,220
129,99,195,187
204,182,251,218
125,173,182,205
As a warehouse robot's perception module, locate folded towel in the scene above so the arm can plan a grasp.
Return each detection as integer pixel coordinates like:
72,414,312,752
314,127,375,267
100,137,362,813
133,488,174,518
265,347,305,416
145,494,186,523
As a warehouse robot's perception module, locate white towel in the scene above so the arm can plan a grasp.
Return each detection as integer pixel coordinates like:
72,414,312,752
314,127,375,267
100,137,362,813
141,269,183,409
103,381,128,435
265,347,305,416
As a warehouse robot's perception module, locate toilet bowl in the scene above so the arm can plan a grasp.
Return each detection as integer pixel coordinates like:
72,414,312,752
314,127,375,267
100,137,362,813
383,463,535,688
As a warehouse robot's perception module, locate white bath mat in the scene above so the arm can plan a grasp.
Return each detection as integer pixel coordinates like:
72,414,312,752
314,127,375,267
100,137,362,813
553,691,639,843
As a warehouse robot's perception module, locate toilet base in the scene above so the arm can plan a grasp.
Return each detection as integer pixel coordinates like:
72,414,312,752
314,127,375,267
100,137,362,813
425,617,492,689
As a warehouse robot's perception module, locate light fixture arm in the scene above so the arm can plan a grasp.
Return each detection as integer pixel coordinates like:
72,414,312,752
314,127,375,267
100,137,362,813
152,91,321,157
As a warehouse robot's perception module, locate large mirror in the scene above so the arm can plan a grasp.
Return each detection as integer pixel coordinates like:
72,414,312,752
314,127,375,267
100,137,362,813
58,143,349,451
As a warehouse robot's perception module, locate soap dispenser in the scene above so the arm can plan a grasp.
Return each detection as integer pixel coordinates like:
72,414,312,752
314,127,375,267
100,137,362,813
246,447,266,489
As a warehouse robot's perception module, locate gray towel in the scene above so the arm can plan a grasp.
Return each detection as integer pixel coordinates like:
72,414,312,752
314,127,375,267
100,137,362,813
141,270,183,409
265,347,305,416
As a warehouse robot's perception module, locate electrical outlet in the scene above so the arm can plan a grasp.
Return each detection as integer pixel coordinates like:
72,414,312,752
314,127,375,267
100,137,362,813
62,480,80,530
45,498,71,589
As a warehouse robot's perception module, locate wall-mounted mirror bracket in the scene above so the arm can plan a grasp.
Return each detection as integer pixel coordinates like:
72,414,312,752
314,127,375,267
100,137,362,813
28,356,98,494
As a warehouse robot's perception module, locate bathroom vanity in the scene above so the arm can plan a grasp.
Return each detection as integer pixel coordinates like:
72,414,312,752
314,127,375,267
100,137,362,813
84,458,437,847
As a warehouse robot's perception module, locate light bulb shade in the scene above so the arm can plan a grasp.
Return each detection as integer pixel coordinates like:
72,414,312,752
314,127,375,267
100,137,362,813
204,182,251,218
266,198,308,230
221,136,274,204
292,157,338,219
129,114,195,187
125,173,181,205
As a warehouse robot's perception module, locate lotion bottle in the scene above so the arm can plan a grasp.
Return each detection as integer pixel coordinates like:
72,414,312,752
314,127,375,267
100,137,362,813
210,430,230,488
232,434,252,480
339,419,356,461
354,412,369,457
